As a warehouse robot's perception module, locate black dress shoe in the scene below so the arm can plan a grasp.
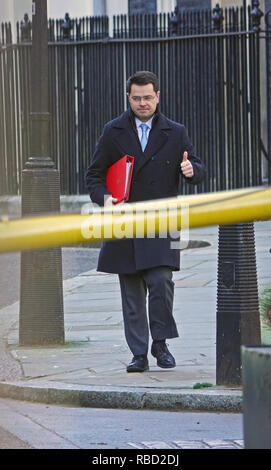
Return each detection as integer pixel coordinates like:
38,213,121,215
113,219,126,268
126,355,149,373
151,341,176,368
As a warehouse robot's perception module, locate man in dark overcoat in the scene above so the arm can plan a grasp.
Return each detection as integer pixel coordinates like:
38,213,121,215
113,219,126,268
85,71,206,372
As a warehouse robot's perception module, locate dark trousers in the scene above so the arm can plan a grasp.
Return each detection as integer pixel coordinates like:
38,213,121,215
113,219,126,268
118,266,179,356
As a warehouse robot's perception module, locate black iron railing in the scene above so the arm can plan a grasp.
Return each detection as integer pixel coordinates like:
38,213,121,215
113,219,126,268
0,3,270,196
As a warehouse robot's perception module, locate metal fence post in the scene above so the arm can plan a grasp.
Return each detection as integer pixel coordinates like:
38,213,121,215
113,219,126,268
216,223,261,386
19,0,64,346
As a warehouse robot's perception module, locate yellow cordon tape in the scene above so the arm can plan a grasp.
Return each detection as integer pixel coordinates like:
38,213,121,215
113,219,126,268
0,186,270,253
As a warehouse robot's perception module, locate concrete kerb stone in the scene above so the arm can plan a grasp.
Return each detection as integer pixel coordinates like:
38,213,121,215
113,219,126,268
0,381,145,409
0,380,242,412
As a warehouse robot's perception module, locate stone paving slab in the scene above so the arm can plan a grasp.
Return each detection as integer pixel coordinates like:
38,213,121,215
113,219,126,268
129,439,244,449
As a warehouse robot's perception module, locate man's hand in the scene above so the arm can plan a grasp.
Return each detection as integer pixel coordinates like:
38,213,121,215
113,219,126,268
180,151,194,178
104,195,118,207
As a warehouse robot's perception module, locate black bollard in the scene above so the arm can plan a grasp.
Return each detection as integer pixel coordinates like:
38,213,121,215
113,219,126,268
19,1,64,346
19,158,64,346
216,223,261,386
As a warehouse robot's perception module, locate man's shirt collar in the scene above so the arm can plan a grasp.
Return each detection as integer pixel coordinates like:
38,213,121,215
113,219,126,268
135,116,154,131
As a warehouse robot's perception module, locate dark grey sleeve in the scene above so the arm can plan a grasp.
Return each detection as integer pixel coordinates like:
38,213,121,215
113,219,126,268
85,124,112,207
180,126,207,186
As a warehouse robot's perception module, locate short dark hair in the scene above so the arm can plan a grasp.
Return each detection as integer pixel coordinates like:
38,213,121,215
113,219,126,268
126,71,159,94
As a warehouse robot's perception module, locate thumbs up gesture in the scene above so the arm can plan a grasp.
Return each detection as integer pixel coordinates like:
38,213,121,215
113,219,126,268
180,151,194,178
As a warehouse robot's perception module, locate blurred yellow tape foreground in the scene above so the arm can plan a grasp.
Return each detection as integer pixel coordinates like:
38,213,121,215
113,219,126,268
0,186,270,253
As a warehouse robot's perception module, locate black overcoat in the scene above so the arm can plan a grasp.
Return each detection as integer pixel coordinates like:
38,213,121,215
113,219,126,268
85,108,206,273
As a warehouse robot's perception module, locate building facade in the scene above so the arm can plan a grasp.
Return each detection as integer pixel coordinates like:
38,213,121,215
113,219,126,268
0,0,179,38
0,1,175,23
0,1,256,27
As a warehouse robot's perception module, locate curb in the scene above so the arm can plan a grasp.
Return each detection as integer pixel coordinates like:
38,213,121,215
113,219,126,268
0,381,242,412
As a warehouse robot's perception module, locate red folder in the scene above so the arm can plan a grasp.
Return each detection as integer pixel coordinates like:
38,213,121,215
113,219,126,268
106,155,134,204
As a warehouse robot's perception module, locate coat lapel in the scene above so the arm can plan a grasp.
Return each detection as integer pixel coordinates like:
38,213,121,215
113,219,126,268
112,109,172,175
135,112,171,174
112,110,142,155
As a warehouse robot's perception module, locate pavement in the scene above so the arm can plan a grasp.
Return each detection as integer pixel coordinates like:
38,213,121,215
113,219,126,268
0,221,270,412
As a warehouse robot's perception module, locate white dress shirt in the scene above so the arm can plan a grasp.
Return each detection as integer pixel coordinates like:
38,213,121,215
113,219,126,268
135,116,154,141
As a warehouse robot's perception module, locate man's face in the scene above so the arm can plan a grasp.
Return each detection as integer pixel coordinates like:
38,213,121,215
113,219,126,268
127,83,160,122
